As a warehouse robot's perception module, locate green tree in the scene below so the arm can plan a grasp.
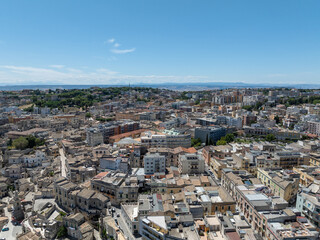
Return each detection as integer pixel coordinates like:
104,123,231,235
225,133,235,143
216,139,227,145
56,225,67,238
85,112,92,118
191,138,202,147
266,134,276,142
12,137,29,150
274,115,280,124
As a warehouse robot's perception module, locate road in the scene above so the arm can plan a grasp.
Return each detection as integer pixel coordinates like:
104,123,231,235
0,201,23,239
205,164,221,185
59,148,67,178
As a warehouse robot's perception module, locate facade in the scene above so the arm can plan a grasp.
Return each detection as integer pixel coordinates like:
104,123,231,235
194,127,226,144
307,121,320,136
293,166,320,187
143,153,166,175
296,190,320,230
121,203,139,235
54,177,109,213
179,154,205,174
91,171,139,205
86,128,104,147
141,133,191,149
23,150,46,167
100,156,122,170
257,168,300,203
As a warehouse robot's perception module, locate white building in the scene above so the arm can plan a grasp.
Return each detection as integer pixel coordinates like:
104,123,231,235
24,150,46,167
143,153,166,175
141,132,191,148
179,154,205,174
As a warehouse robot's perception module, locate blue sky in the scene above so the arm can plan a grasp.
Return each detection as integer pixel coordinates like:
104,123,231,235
0,0,319,85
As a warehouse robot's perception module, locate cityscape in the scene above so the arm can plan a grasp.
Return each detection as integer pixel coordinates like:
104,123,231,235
0,87,319,240
1,1,320,240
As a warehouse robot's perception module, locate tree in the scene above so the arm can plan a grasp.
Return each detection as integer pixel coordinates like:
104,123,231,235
266,134,276,142
274,115,280,124
216,139,227,145
191,138,202,147
225,133,235,143
85,112,92,118
12,137,28,150
56,225,67,238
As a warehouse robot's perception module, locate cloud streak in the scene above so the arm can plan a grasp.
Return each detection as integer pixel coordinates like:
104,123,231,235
110,48,136,54
49,65,65,69
0,65,208,85
105,38,135,54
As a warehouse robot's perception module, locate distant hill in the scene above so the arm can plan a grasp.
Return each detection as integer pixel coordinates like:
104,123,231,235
0,82,319,91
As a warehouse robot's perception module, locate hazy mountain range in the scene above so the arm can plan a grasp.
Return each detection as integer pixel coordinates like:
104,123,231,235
0,82,319,91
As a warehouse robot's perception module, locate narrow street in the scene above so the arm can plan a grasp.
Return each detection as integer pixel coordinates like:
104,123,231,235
59,148,67,178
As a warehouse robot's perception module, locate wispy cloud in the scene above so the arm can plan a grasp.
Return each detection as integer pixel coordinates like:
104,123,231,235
0,65,207,85
110,48,136,54
49,65,65,69
105,38,135,54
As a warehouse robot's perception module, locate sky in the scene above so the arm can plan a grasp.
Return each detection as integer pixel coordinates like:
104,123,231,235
0,0,319,85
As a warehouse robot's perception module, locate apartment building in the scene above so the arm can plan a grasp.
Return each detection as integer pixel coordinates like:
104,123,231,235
178,154,205,174
296,189,320,230
235,184,288,237
86,128,104,147
53,177,109,213
194,126,226,144
257,168,300,203
310,153,320,166
91,171,139,205
221,169,261,198
307,121,320,136
141,133,191,149
143,153,166,175
293,166,320,186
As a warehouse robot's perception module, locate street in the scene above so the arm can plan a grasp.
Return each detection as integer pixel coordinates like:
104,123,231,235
59,148,67,178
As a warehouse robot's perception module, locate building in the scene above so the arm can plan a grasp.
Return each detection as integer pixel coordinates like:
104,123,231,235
121,203,139,235
141,132,191,149
293,166,320,187
194,127,226,144
143,153,166,175
54,177,109,213
296,188,320,230
257,168,300,203
139,215,200,240
63,213,94,240
91,171,140,205
307,121,320,136
86,128,104,147
179,154,205,174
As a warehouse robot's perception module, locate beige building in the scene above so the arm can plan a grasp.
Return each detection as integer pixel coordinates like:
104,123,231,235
178,153,205,174
257,168,300,203
310,153,320,166
293,166,320,186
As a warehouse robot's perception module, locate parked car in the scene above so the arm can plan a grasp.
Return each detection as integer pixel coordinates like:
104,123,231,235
2,227,9,231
